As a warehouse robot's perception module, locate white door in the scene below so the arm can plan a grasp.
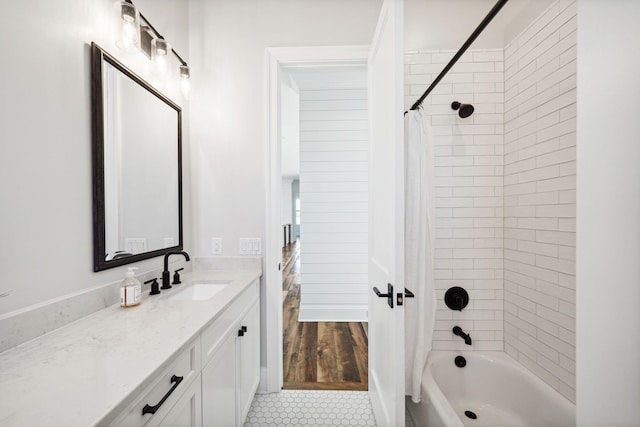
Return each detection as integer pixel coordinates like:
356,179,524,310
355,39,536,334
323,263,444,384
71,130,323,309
367,0,405,426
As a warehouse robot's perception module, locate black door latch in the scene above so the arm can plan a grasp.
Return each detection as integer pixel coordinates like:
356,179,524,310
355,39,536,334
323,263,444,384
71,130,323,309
373,283,394,308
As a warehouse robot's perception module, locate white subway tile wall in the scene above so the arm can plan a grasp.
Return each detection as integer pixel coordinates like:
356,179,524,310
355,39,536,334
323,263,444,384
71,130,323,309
404,0,576,404
503,0,577,403
404,48,505,353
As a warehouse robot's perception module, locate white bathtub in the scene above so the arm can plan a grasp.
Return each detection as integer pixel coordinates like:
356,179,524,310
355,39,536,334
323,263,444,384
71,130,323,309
406,351,576,427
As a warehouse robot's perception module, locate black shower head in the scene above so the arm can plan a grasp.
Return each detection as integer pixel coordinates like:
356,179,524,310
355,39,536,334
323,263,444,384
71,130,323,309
451,101,474,118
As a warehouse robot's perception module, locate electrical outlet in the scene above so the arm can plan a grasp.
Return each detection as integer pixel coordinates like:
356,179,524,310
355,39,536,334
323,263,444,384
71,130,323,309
163,237,175,247
211,237,223,255
239,238,262,255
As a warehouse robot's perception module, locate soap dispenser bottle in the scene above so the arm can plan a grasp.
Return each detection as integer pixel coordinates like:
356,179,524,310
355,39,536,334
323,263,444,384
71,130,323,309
120,267,142,308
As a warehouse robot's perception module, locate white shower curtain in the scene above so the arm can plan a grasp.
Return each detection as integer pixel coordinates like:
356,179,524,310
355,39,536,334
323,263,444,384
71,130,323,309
404,109,436,403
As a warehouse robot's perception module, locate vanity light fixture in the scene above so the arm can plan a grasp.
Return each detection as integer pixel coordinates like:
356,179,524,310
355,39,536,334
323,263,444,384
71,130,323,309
116,0,191,100
179,65,191,99
115,1,140,52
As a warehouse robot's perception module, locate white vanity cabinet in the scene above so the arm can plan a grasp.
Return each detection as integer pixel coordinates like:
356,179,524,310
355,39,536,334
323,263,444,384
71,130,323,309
108,278,260,427
201,280,260,427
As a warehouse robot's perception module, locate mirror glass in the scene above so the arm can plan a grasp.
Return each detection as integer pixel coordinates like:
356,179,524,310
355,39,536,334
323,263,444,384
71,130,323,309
92,43,183,271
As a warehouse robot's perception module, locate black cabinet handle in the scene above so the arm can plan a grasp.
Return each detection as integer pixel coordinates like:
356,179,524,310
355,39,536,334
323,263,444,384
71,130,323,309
238,328,245,337
142,375,183,415
242,325,247,333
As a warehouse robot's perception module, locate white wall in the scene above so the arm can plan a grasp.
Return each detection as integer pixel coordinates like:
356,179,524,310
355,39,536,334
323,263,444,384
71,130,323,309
188,0,382,258
405,0,504,51
405,0,555,52
503,0,577,403
404,48,505,352
577,0,640,424
297,73,369,322
281,74,300,178
281,179,293,226
0,0,191,315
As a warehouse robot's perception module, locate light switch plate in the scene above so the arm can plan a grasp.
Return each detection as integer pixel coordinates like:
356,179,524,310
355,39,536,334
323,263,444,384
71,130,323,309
239,238,262,255
211,237,223,255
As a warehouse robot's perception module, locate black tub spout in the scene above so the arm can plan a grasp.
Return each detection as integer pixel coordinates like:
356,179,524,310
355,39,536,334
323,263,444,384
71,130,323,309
453,326,472,345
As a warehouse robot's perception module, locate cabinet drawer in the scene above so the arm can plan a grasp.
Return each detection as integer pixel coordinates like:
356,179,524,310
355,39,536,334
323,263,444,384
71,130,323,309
156,373,202,427
201,279,259,363
113,339,201,427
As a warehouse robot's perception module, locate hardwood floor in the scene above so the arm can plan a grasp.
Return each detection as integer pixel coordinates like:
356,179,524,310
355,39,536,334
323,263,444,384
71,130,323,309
282,241,369,391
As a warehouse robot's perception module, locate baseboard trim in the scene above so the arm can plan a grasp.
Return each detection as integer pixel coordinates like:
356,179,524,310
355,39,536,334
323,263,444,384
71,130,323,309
283,381,367,391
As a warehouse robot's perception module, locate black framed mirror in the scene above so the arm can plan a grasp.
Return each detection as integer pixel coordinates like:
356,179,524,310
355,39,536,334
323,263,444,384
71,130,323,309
91,42,183,272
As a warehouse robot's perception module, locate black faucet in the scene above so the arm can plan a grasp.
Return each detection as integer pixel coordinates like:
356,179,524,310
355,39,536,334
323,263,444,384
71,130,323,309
452,326,472,345
162,251,190,289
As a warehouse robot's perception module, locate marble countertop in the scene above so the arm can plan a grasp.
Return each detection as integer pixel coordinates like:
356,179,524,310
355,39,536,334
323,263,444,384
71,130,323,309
0,269,261,427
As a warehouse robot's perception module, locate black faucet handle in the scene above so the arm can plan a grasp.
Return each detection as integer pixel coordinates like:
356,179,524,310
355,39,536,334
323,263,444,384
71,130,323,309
145,278,160,295
172,268,184,285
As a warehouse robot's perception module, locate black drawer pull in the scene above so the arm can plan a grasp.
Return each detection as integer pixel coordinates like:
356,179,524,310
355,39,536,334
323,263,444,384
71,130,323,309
142,375,183,415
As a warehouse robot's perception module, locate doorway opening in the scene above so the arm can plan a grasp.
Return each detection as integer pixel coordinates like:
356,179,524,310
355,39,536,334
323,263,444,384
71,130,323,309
280,67,369,391
265,46,372,394
265,47,373,392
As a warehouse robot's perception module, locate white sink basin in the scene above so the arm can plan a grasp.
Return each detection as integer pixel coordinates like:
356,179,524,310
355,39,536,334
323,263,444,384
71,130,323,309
170,280,230,301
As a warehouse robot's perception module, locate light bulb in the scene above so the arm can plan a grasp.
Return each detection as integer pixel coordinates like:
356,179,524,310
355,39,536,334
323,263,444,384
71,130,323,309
180,65,191,99
152,38,170,75
115,2,140,52
122,20,137,46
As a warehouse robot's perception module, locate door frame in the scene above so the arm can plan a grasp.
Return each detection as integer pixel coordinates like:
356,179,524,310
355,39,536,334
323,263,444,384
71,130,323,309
263,45,370,392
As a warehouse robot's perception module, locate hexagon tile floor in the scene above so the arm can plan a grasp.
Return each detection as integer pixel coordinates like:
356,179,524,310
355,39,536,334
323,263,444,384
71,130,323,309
243,390,417,427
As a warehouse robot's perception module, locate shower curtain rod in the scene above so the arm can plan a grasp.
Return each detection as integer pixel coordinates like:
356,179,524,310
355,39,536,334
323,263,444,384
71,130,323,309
409,0,509,111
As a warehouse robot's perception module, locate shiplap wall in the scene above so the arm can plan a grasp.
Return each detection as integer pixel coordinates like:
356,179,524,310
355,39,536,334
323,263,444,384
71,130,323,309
404,48,505,351
298,85,369,322
503,0,577,403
